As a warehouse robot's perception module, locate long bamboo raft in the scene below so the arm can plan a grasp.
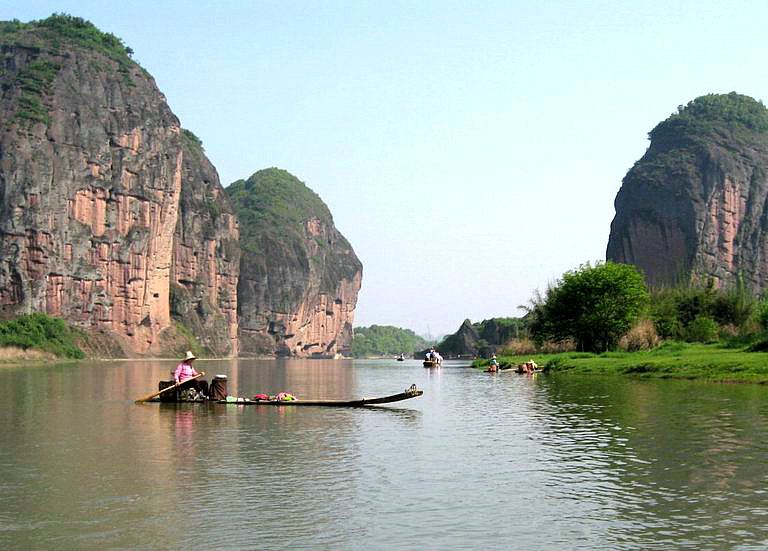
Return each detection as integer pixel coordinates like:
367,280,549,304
222,384,423,407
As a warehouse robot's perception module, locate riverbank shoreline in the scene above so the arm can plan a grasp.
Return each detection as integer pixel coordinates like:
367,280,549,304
473,342,768,384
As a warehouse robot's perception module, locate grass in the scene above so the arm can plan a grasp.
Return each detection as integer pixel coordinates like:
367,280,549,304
473,341,768,383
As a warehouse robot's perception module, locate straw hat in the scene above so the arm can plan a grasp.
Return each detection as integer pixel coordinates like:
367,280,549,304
184,350,197,361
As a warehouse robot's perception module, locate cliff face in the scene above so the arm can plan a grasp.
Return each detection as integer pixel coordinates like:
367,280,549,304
227,168,362,357
0,16,238,355
171,133,240,356
607,93,768,292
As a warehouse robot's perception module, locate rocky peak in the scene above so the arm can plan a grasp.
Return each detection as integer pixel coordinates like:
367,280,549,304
607,93,768,291
227,168,362,357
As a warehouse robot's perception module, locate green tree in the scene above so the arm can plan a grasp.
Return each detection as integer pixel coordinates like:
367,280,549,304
536,262,650,352
351,325,431,358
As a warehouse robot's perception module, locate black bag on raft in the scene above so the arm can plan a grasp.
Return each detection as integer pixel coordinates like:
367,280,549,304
210,375,228,401
158,380,178,402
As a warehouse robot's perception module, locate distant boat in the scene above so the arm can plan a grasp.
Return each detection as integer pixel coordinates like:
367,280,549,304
397,354,405,361
423,359,441,368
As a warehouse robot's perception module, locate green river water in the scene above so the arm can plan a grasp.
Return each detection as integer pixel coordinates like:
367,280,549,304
1,358,767,550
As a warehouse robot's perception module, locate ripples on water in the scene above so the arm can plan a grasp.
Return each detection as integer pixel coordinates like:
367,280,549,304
1,359,768,549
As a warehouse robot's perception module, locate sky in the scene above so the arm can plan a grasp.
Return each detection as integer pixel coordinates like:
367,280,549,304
6,1,768,337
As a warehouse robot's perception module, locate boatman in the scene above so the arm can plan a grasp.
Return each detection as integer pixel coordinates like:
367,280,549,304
174,350,209,398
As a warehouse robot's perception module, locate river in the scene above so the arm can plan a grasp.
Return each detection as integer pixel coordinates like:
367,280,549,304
1,358,767,549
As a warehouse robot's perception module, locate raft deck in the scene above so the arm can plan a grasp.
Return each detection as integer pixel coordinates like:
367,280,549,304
221,385,423,407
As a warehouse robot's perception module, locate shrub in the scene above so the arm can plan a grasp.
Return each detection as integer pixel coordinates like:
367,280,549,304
535,261,649,352
539,339,577,354
0,313,84,358
501,337,538,356
619,318,660,351
755,299,768,331
685,315,718,343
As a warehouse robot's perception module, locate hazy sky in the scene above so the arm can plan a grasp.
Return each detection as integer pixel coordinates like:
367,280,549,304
7,1,768,337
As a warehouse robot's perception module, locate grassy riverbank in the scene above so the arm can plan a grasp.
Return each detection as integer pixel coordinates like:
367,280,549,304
474,342,768,383
0,313,84,360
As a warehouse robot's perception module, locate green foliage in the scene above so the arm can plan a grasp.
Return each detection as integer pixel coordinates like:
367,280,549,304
755,297,768,332
0,313,84,358
227,168,332,245
684,316,718,343
173,321,205,358
15,94,52,124
1,14,141,126
534,261,649,352
181,128,204,152
649,282,756,341
1,14,136,67
351,325,431,358
12,59,60,124
650,92,768,142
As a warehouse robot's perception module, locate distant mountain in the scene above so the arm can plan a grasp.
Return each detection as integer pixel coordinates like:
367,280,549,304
436,317,527,357
607,92,768,292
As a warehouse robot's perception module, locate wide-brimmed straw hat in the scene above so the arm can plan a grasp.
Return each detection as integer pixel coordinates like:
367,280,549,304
184,350,197,361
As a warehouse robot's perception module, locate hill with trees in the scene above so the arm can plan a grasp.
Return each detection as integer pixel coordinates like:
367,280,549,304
351,325,431,358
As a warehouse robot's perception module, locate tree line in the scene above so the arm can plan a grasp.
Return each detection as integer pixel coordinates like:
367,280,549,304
520,261,768,354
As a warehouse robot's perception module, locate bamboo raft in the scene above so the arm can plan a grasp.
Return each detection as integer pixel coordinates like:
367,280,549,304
139,384,423,407
221,385,423,407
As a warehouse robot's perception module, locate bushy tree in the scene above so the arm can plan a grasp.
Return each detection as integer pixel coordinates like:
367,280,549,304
536,262,649,352
351,325,430,358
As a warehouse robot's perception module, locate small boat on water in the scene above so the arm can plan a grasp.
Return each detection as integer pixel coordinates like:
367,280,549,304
423,360,441,368
140,384,423,407
397,354,405,361
487,366,543,374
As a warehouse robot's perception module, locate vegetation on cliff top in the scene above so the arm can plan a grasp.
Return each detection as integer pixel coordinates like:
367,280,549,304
0,313,84,359
1,14,140,126
227,168,333,246
649,92,768,143
0,14,135,67
352,325,431,358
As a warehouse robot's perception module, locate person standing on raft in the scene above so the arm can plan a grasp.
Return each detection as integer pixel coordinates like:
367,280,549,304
174,351,208,398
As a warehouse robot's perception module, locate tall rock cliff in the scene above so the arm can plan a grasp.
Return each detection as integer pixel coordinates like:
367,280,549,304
607,93,768,291
171,132,240,356
0,16,238,355
227,168,362,357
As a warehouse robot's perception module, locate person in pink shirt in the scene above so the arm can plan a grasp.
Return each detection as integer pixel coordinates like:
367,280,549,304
174,350,208,398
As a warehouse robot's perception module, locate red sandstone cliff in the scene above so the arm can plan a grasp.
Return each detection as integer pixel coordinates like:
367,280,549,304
171,134,240,356
0,17,239,355
227,169,362,357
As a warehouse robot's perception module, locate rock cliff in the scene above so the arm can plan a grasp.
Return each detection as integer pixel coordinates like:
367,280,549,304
171,132,240,356
227,168,362,357
607,93,768,292
0,16,238,355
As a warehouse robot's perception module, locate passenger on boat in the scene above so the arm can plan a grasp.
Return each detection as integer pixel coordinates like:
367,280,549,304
517,359,538,374
174,350,209,398
488,354,499,373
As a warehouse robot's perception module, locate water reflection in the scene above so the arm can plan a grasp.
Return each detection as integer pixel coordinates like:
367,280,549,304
2,360,768,549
